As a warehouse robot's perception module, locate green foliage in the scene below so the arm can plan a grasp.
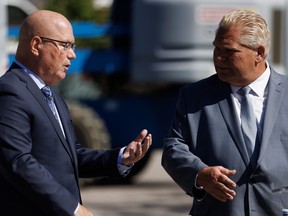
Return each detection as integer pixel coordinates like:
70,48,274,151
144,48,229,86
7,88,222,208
45,0,111,23
45,0,96,21
44,0,111,48
76,37,111,49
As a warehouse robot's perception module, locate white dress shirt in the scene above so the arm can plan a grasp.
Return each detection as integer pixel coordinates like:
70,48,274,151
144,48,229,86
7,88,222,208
230,62,270,138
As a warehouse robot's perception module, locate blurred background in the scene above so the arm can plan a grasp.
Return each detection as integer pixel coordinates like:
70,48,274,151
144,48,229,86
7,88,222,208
1,0,288,214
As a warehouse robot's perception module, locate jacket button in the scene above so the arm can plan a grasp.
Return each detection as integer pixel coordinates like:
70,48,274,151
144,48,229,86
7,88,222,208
249,177,255,184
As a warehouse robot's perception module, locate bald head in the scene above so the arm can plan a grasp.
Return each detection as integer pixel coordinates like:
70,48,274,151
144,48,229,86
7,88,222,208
15,10,76,85
18,10,72,42
16,10,74,61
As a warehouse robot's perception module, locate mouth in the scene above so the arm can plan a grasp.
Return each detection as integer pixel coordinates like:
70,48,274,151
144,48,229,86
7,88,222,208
216,66,230,72
63,64,70,71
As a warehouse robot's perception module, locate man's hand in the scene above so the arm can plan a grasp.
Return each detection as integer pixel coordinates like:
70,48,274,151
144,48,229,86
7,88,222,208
122,129,152,166
196,166,237,202
75,204,93,216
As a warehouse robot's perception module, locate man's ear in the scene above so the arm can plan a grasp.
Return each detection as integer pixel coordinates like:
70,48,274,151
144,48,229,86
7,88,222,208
256,45,265,63
31,36,42,56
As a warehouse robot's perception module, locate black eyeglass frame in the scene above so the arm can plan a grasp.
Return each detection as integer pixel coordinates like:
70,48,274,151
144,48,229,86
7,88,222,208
39,36,76,51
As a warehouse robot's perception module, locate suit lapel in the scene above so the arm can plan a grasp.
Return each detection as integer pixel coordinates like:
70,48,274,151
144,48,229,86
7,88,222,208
10,66,76,165
52,92,78,169
217,69,286,168
217,84,251,166
257,70,285,166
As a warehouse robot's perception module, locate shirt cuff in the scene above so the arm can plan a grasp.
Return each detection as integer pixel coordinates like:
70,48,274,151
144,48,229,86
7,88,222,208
194,173,204,190
74,203,80,215
117,147,133,176
193,173,207,201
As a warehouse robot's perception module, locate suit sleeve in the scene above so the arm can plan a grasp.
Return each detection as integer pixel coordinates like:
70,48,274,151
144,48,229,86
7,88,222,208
162,86,207,197
55,92,122,178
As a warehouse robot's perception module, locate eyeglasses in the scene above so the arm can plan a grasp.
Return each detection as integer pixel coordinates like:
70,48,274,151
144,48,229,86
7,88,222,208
39,36,76,51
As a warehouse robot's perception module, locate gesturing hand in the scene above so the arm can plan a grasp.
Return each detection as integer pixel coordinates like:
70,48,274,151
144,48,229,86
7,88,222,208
196,166,237,202
122,129,152,166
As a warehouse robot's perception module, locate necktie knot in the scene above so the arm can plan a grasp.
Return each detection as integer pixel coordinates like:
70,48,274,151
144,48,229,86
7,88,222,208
41,86,52,99
41,86,58,120
40,86,64,135
238,86,251,95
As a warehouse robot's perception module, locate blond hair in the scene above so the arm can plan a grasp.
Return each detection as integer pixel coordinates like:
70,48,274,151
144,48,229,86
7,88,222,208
216,9,271,57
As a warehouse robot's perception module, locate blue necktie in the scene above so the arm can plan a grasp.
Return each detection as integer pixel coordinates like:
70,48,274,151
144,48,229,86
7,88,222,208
41,86,58,121
238,86,257,156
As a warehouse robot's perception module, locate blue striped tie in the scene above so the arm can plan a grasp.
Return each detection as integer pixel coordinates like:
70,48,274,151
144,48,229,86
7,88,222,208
41,86,58,121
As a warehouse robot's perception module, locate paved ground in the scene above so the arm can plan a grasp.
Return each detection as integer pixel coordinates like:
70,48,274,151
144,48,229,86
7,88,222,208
80,150,192,216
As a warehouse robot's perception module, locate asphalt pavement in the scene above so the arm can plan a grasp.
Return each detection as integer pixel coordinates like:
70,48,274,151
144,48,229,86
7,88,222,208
80,150,192,216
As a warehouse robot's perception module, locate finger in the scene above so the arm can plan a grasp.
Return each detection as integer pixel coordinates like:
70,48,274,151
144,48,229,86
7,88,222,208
218,167,237,188
219,167,236,177
147,133,152,145
142,134,152,153
134,129,148,143
210,185,235,203
218,173,237,188
219,183,236,197
212,190,233,203
135,143,143,158
216,182,236,198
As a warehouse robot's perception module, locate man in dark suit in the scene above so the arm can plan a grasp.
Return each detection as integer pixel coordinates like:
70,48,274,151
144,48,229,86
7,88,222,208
0,10,152,216
162,9,288,216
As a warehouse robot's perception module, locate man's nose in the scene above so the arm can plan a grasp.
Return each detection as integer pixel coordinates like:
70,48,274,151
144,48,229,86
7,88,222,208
67,48,76,59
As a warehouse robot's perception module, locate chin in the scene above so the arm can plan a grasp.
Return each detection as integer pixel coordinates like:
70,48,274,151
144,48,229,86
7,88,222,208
217,73,231,83
59,72,66,80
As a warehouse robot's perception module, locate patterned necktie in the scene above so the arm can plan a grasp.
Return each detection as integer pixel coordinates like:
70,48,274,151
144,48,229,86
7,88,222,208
41,86,59,121
238,86,257,156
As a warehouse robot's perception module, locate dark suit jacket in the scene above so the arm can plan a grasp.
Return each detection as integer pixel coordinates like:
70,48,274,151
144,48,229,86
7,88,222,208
162,67,288,216
0,63,121,216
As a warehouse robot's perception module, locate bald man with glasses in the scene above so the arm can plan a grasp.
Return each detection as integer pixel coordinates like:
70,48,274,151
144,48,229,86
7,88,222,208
0,10,152,216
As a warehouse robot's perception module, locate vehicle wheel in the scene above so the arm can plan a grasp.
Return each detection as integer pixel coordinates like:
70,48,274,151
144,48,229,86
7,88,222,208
67,101,111,150
67,101,111,186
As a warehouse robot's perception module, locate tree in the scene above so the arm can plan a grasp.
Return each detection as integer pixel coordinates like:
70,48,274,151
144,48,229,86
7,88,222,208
45,0,96,21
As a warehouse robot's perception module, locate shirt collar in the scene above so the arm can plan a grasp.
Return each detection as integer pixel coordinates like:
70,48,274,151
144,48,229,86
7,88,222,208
230,61,270,97
14,60,46,89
